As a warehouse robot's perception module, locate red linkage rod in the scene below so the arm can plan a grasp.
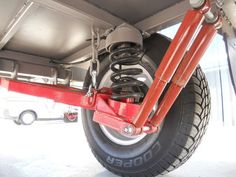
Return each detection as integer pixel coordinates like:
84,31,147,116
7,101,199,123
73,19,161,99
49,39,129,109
133,1,210,128
150,19,222,127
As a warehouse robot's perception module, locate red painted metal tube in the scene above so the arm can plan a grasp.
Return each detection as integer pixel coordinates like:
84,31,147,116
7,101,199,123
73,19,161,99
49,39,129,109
150,22,219,127
0,78,141,123
0,78,96,109
133,9,205,128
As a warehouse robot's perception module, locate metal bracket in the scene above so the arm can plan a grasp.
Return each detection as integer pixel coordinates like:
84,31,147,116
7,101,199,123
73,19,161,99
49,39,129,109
11,63,19,79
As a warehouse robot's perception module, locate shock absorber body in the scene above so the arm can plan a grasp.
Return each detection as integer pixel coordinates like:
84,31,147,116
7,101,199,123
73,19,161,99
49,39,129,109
132,0,219,128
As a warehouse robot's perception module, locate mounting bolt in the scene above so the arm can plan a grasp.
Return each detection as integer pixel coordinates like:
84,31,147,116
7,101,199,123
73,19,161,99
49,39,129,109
189,0,205,8
216,0,224,7
204,11,218,24
123,125,135,135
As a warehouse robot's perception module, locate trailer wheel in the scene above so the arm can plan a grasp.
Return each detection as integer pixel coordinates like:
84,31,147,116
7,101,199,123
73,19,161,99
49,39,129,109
82,33,211,176
18,110,37,125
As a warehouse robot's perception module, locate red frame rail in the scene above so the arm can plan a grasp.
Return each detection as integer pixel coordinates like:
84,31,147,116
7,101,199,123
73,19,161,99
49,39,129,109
0,0,221,135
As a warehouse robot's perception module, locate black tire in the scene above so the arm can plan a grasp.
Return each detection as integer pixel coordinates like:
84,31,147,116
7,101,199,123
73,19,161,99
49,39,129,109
19,110,37,125
14,120,21,125
82,33,211,177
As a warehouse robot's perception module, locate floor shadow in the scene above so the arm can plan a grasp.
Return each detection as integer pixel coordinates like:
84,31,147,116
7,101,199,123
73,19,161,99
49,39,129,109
94,170,119,177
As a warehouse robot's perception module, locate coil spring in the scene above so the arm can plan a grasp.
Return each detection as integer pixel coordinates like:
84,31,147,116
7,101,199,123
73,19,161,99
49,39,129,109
109,43,145,101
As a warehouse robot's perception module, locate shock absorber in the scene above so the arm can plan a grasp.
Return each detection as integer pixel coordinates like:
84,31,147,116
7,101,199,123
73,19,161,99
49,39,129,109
106,24,145,102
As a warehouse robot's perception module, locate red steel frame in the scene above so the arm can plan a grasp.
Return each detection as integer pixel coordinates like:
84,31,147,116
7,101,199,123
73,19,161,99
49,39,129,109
0,0,221,135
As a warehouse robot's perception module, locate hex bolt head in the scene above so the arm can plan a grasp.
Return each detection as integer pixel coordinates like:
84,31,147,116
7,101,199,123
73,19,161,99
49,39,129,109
123,125,135,135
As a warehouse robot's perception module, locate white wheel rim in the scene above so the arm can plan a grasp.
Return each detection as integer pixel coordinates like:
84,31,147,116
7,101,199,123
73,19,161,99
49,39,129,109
21,112,35,125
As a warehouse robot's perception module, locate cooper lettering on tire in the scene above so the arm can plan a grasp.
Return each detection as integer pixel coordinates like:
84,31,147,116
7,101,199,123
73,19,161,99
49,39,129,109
143,150,152,162
82,33,211,177
123,160,132,168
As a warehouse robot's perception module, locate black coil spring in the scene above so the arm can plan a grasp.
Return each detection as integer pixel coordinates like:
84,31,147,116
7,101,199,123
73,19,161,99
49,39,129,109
109,43,145,101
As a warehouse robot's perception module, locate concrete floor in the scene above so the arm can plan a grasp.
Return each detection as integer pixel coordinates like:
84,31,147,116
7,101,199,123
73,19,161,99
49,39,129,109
0,118,235,177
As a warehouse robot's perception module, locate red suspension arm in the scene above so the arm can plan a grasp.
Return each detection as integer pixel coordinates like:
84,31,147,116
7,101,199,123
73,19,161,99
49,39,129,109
0,79,97,109
132,3,210,128
150,20,222,127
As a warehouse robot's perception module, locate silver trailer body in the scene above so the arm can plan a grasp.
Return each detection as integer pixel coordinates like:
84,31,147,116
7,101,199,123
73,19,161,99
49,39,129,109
0,0,235,87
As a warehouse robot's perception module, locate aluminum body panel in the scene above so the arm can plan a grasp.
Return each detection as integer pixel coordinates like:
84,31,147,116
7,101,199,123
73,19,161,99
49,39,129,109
222,0,236,27
4,6,91,59
0,0,192,62
0,0,123,60
221,0,236,93
0,0,26,32
33,0,124,27
86,0,184,23
222,19,236,93
0,1,38,49
135,1,190,33
0,0,235,83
